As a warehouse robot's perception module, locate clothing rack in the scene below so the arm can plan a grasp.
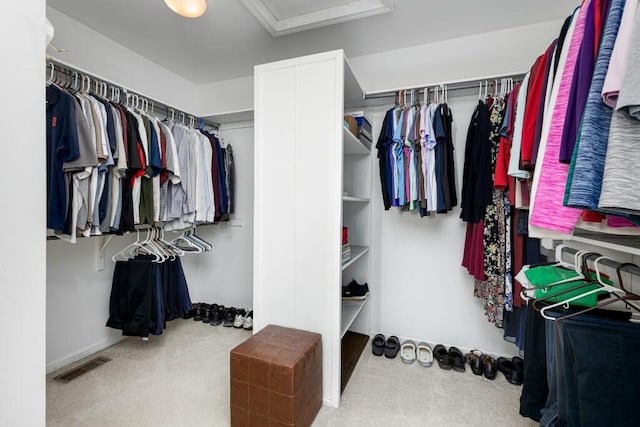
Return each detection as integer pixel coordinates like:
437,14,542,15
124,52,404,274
558,244,640,278
364,71,527,100
46,56,218,130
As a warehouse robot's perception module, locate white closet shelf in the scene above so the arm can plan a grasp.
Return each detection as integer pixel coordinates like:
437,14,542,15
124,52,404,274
571,229,640,256
342,196,370,203
343,127,370,155
341,295,369,338
341,245,369,270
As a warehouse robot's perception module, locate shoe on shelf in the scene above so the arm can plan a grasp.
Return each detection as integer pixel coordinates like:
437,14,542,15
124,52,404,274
400,340,417,364
242,310,253,330
210,306,226,326
482,354,498,380
223,308,237,327
233,309,247,328
448,347,465,372
497,357,524,385
371,334,386,356
465,349,483,376
433,344,452,370
193,303,207,322
416,342,433,367
342,279,369,300
384,336,400,359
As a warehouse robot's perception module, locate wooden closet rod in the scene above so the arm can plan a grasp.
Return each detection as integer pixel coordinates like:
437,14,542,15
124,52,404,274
364,71,527,100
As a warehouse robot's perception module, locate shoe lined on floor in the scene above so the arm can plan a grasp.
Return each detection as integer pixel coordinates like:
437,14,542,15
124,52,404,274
513,356,524,379
400,340,416,364
194,303,207,322
448,346,465,372
465,349,483,375
433,344,452,370
233,309,247,328
210,306,226,326
497,357,524,385
242,310,253,330
372,334,385,356
182,303,197,319
384,336,400,359
416,342,433,367
482,354,498,380
223,308,237,327
203,304,218,324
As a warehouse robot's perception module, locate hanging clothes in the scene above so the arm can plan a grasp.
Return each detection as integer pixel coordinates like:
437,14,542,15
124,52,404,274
46,75,236,241
376,96,457,215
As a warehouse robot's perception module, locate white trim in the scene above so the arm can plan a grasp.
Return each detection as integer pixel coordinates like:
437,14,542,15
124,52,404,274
46,336,126,374
240,0,394,37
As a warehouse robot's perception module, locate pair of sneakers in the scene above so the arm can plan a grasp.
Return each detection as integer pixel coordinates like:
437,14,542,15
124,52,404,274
233,309,253,331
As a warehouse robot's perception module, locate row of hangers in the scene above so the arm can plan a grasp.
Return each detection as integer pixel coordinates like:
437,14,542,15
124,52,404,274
395,85,449,108
111,226,213,262
521,244,640,321
478,78,516,100
46,61,201,128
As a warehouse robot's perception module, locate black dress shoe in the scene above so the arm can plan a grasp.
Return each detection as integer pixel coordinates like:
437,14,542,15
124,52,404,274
465,350,483,376
193,303,207,321
434,345,452,370
448,347,465,372
513,356,525,379
497,357,524,385
482,354,498,380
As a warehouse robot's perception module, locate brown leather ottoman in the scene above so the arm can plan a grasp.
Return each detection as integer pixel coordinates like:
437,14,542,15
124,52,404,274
230,324,322,427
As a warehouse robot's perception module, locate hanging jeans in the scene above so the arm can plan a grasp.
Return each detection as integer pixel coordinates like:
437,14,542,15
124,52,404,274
546,313,640,427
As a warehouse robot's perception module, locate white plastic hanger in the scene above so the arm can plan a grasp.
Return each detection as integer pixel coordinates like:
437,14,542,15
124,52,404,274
540,256,627,320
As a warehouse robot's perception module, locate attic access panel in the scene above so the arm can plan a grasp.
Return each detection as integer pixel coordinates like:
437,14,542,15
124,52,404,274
240,0,394,36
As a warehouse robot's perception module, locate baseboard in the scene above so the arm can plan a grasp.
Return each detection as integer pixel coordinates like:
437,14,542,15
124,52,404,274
46,335,127,374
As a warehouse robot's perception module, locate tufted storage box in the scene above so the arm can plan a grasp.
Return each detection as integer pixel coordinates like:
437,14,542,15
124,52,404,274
230,324,323,427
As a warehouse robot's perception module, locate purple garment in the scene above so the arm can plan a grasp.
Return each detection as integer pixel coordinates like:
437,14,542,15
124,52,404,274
531,39,559,167
559,0,611,162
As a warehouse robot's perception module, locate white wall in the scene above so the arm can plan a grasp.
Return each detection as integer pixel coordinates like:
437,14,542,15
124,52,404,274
178,123,255,309
0,1,46,425
46,235,134,372
44,9,256,370
195,19,564,115
349,19,564,93
46,7,199,113
46,123,255,370
368,94,521,356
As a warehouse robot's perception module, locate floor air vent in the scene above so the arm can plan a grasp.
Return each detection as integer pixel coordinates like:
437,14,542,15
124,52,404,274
53,357,111,383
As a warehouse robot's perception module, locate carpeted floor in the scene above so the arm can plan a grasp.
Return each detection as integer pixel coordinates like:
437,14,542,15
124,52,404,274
47,319,536,427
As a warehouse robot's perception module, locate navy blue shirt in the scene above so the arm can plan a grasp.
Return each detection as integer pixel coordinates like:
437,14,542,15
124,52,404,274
46,85,80,230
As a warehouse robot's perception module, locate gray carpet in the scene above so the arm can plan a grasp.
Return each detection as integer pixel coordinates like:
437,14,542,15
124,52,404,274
47,319,535,426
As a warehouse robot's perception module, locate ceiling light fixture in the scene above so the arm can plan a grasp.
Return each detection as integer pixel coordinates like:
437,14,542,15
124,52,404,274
164,0,207,18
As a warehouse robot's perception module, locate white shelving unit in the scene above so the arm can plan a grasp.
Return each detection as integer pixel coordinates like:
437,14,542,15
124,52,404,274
571,229,640,257
341,296,370,338
253,50,371,408
341,246,369,270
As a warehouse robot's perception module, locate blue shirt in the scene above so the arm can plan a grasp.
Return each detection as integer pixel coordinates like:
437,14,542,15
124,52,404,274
46,85,80,230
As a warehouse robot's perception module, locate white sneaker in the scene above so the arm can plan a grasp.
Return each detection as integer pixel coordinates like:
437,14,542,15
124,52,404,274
233,310,246,328
243,310,253,331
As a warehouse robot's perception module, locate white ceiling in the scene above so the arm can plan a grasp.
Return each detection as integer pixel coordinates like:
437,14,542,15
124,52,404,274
47,0,575,85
